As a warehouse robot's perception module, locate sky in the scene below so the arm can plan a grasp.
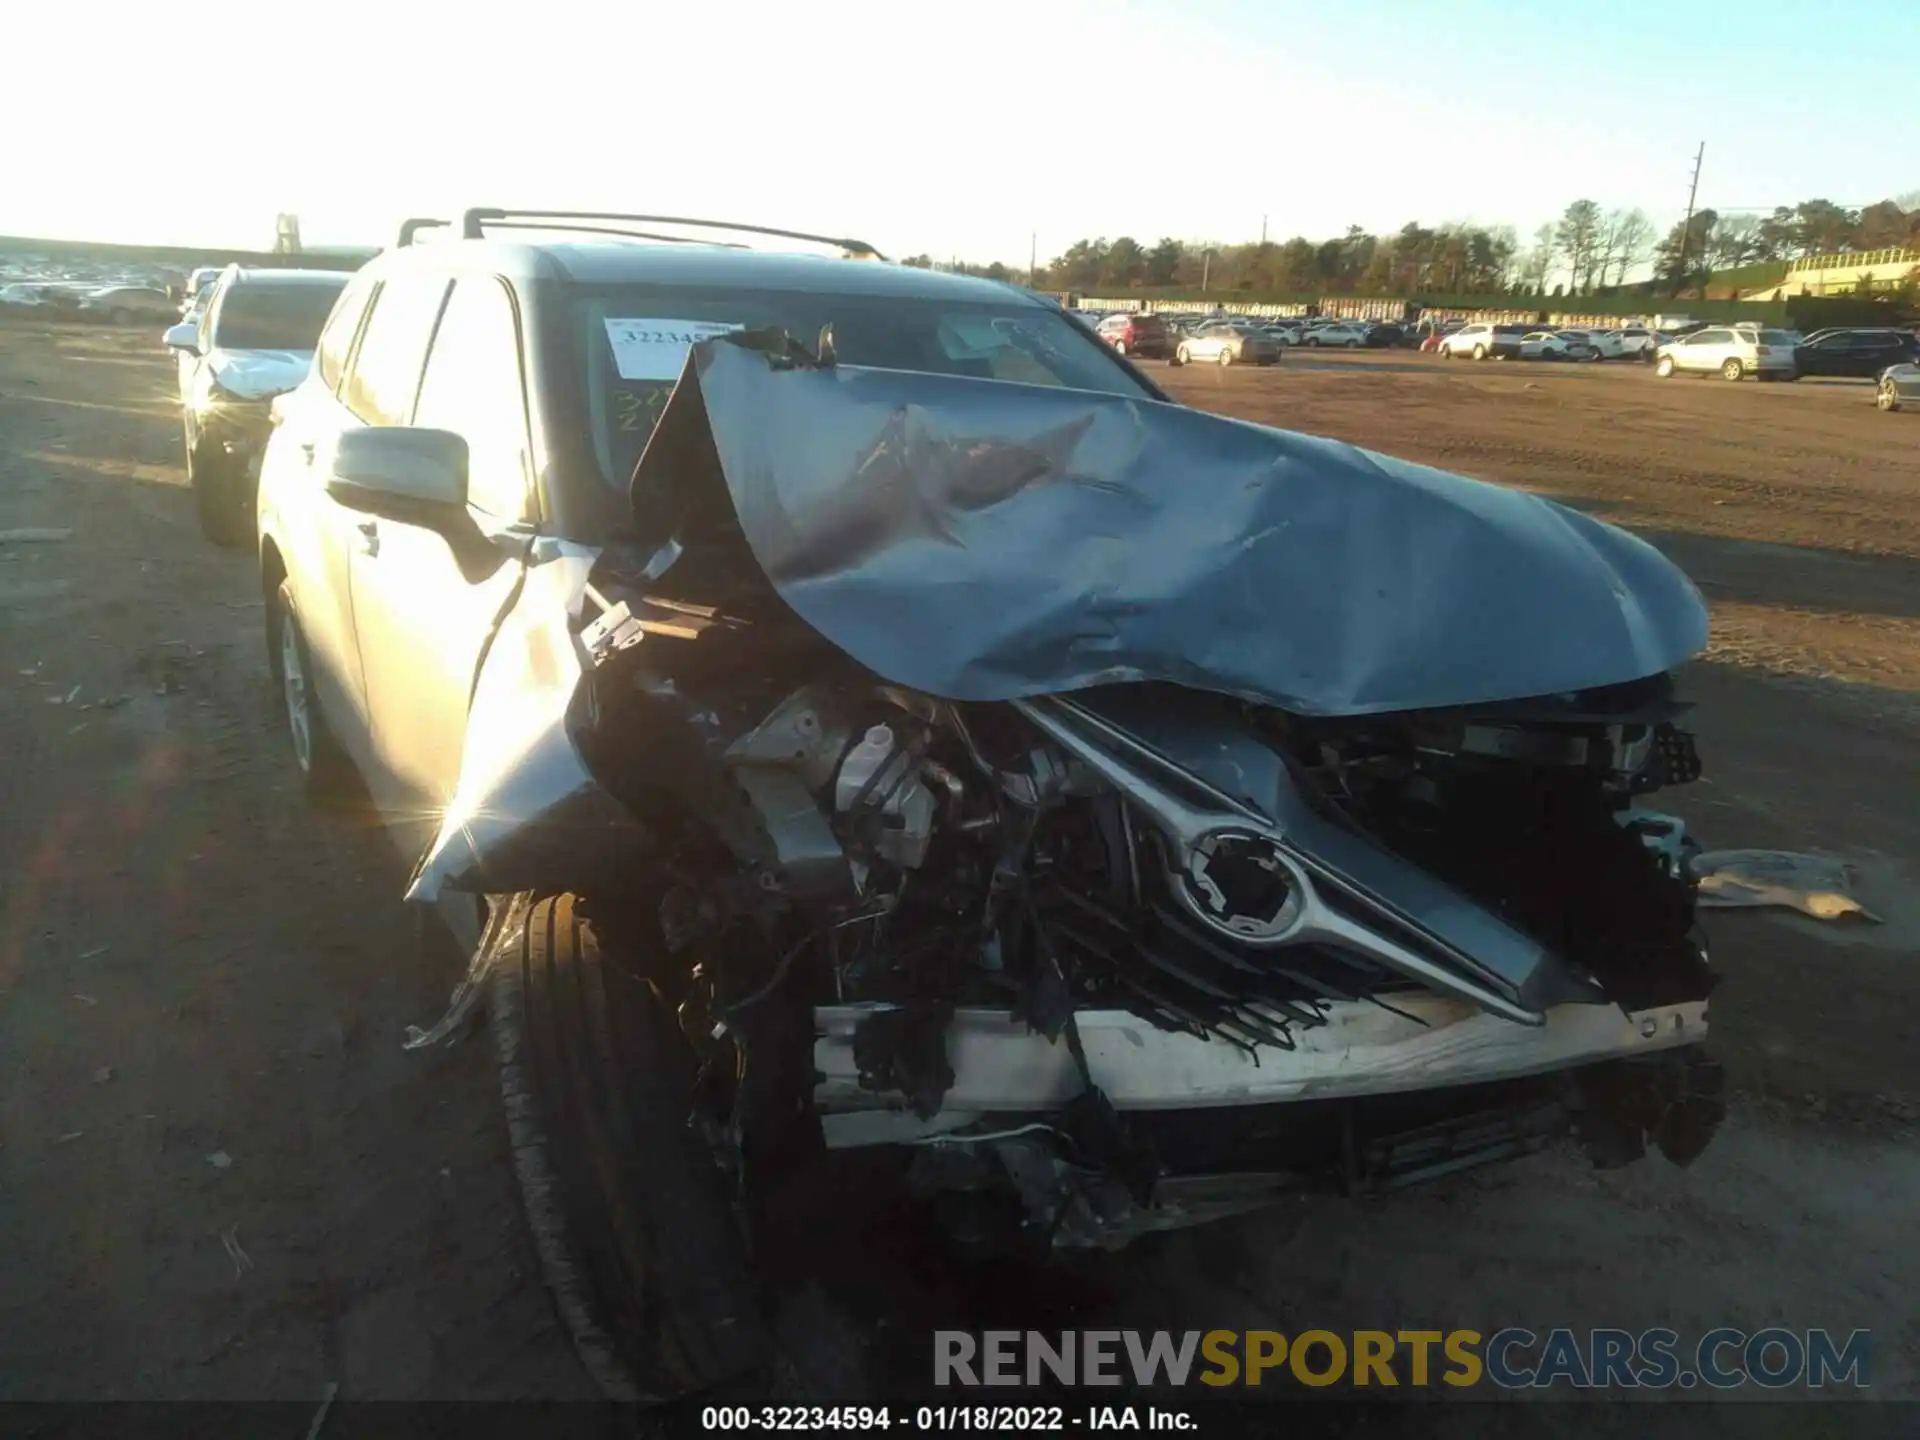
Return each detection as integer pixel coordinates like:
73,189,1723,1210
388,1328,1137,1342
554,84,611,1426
3,0,1915,265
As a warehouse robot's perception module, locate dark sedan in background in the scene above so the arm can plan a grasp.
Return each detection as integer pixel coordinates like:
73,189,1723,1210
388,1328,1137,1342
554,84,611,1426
1794,328,1919,379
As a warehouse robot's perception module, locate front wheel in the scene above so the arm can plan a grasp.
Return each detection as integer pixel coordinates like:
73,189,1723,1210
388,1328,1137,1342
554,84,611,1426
1112,340,1128,357
1217,346,1233,366
1721,358,1745,381
186,424,249,548
496,893,770,1401
1305,336,1321,347
1173,344,1190,366
1654,354,1676,378
1472,344,1487,361
269,580,351,799
1881,379,1902,412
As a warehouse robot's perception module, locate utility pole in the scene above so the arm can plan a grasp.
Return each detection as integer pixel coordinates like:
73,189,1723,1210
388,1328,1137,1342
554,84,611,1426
1202,249,1212,292
1261,214,1268,246
1029,230,1037,289
1671,141,1705,297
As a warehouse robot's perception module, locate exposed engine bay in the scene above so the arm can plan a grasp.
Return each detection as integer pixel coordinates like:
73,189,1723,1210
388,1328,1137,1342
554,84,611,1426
562,583,1720,1247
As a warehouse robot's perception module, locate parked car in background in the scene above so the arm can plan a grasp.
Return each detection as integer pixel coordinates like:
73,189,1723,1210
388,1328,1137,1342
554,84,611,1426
1173,319,1283,366
1365,322,1406,348
1585,329,1645,360
1653,327,1797,382
1518,331,1586,361
79,285,177,325
1438,322,1529,360
1793,329,1920,380
1878,362,1920,411
1609,327,1662,360
0,282,50,313
1301,321,1367,348
164,267,350,545
1094,311,1175,360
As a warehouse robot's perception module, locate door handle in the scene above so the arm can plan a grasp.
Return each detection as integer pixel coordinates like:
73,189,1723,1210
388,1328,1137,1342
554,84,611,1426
298,441,316,464
356,520,380,558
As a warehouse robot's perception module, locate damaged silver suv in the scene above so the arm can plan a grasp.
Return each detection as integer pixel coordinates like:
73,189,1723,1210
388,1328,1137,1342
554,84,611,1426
256,209,1724,1402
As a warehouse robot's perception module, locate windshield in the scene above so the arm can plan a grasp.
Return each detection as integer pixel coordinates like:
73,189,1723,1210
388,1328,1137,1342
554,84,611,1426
211,282,347,351
579,285,1157,489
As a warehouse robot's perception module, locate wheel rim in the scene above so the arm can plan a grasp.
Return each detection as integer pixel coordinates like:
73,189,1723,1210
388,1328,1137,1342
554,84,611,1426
1657,358,1673,376
1177,346,1189,364
1218,347,1232,366
1724,361,1742,380
280,614,313,773
1883,382,1898,410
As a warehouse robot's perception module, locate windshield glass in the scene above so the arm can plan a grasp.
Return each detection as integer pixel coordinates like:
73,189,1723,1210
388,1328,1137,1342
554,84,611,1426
1758,330,1796,346
578,285,1157,489
211,282,347,351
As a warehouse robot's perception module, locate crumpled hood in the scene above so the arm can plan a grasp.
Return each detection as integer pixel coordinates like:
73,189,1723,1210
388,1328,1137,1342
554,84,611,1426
633,339,1709,718
206,348,313,400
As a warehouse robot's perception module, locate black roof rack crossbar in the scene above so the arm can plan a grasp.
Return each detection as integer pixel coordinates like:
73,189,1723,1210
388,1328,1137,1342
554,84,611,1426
398,216,450,246
459,208,885,259
479,219,751,249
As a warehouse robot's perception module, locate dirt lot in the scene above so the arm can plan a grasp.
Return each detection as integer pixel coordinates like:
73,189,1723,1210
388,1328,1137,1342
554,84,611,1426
1,329,1915,1421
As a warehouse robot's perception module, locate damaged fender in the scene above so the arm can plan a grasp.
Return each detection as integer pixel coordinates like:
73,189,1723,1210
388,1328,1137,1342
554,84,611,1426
407,541,650,903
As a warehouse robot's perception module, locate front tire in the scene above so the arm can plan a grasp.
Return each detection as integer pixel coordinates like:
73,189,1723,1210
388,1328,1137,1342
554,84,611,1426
1472,344,1487,361
1881,379,1902,412
1174,344,1190,366
1654,354,1676,378
268,580,351,799
1217,346,1233,366
186,423,249,548
497,893,770,1402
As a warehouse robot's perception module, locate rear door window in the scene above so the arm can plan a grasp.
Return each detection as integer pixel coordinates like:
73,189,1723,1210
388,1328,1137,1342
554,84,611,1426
341,272,451,425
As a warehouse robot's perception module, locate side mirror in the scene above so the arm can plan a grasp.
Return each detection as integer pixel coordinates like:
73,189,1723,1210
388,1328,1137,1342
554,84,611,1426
324,427,469,520
163,322,200,351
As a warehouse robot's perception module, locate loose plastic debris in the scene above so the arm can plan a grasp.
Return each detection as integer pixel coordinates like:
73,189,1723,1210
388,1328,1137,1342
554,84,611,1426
1693,850,1882,922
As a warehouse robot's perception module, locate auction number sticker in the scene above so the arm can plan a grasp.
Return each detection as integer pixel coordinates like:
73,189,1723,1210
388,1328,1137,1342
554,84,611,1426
604,317,742,381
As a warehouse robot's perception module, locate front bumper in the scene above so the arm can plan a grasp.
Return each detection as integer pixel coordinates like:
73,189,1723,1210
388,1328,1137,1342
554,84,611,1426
815,993,1709,1144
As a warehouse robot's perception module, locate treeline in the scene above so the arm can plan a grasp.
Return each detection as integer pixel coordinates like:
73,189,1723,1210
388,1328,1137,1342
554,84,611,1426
899,192,1920,297
1653,197,1920,289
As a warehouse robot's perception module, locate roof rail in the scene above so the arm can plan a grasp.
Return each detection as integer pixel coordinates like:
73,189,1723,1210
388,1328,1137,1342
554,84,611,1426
458,208,886,260
480,219,750,250
398,217,450,247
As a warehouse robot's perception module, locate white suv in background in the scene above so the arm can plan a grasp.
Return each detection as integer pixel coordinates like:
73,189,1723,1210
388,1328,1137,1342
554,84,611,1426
1437,322,1529,360
1653,327,1798,382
